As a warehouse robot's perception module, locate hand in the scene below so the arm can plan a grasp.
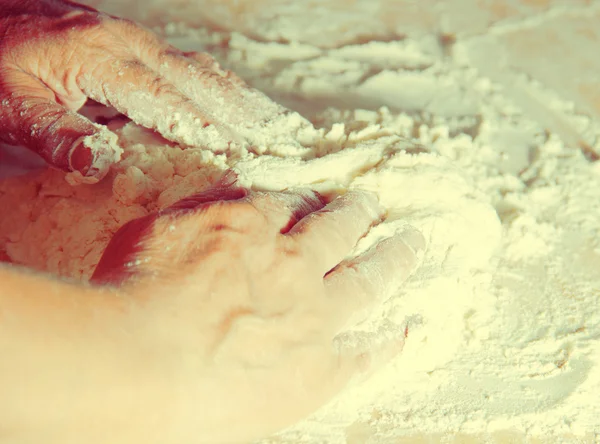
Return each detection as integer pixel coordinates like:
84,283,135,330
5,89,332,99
91,173,425,443
0,0,289,184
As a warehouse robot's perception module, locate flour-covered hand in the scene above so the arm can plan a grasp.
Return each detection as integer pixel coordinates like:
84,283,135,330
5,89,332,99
91,173,425,443
0,0,287,183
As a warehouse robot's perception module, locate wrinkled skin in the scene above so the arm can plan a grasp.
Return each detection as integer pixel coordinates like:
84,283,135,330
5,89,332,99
91,173,425,443
0,0,287,181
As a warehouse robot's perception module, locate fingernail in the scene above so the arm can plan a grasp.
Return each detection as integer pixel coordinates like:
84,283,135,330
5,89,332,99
67,142,104,185
66,131,122,185
216,170,239,189
69,143,94,176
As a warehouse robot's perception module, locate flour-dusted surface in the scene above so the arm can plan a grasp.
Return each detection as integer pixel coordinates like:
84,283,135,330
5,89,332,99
1,0,600,442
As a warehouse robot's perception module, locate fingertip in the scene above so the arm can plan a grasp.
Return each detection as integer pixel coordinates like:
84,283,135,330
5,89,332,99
395,225,427,258
344,189,386,220
334,326,406,384
65,130,123,185
65,144,109,185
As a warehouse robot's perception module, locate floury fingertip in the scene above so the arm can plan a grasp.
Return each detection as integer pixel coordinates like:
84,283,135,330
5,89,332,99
65,129,123,185
342,189,386,219
397,225,427,258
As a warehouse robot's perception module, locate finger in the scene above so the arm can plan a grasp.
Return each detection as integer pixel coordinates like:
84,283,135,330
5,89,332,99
153,51,281,128
77,58,240,150
0,67,121,183
125,25,287,129
287,191,385,274
92,171,244,285
328,323,408,395
110,23,249,108
244,190,326,234
91,191,255,287
90,212,156,286
324,227,425,331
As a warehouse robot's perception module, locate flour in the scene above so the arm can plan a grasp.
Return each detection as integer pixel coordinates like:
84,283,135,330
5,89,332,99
1,1,600,442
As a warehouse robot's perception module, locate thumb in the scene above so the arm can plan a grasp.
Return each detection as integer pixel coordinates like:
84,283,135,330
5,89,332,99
91,170,245,286
0,66,122,183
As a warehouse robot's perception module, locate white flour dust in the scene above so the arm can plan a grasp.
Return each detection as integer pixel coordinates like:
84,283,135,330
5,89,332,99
1,1,600,442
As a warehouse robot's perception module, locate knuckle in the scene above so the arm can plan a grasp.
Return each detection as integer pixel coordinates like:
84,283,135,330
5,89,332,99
115,60,181,98
111,17,171,60
279,236,303,259
183,59,230,86
200,229,239,253
157,46,184,64
147,75,176,97
117,59,146,72
155,211,239,255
